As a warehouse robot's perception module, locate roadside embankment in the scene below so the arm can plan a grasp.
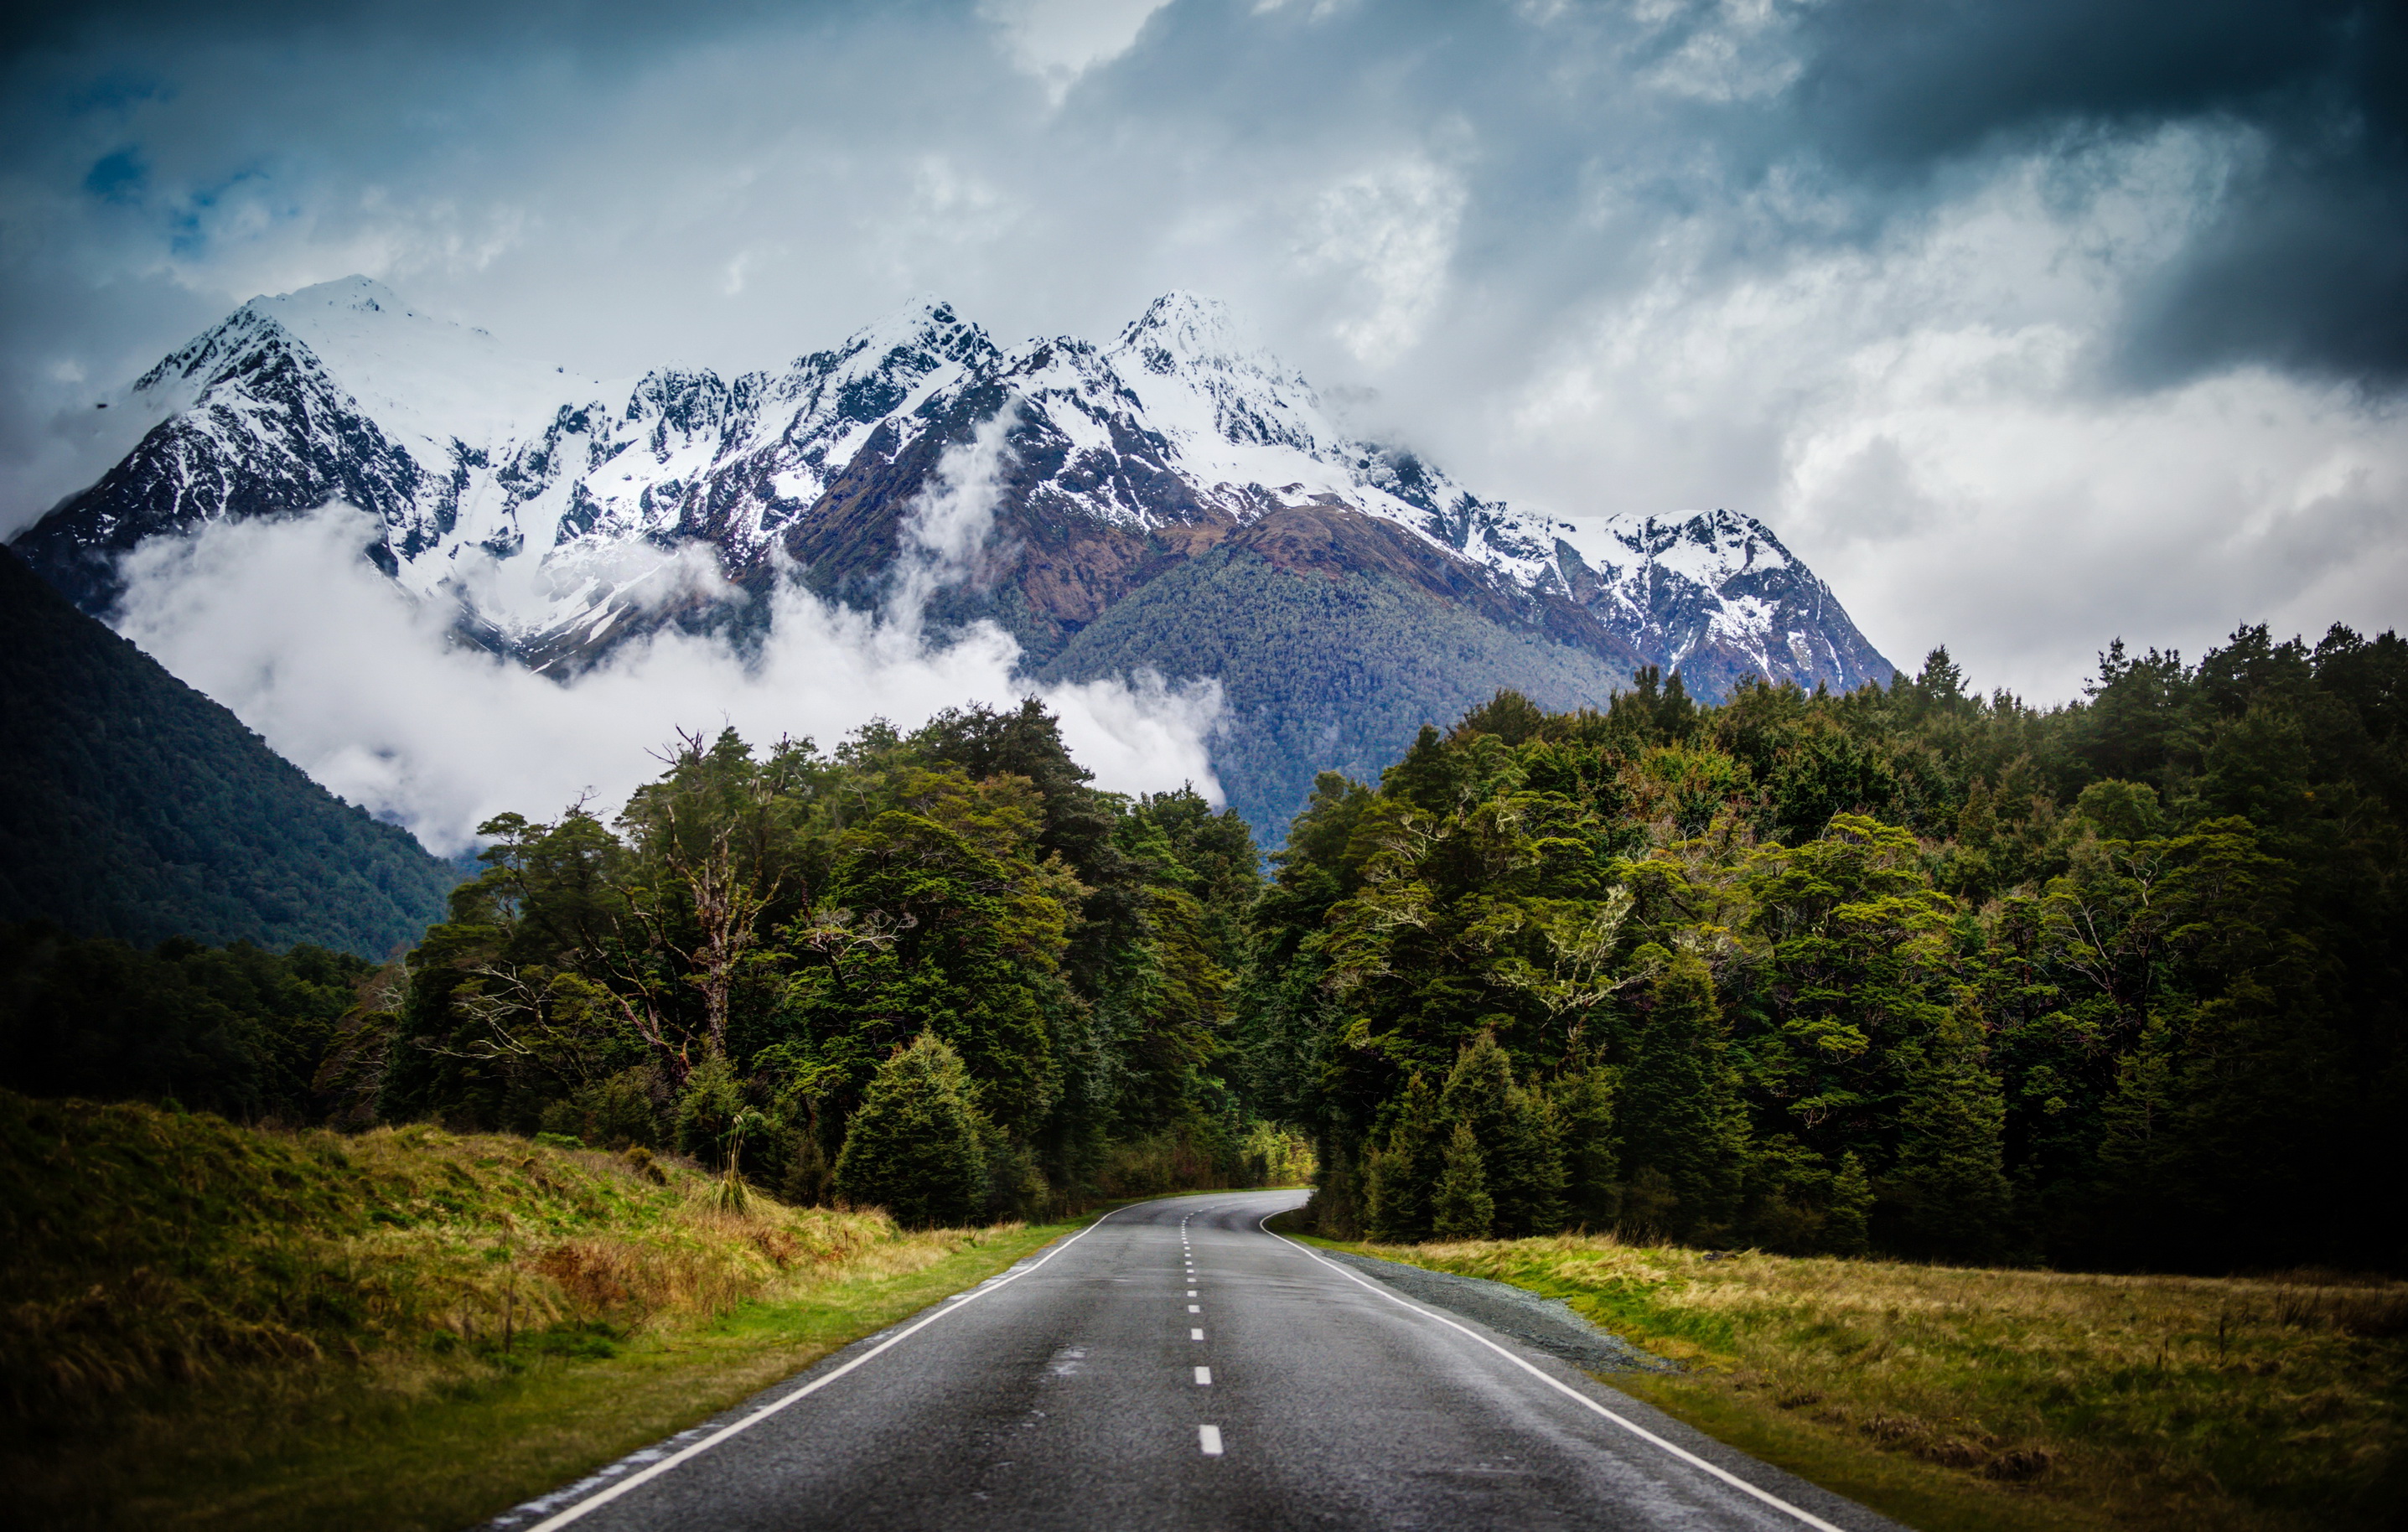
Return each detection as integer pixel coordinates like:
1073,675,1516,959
1315,1232,2406,1532
0,1089,1074,1529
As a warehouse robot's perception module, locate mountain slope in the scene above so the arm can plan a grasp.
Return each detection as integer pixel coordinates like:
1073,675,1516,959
10,278,1895,841
1035,533,1635,834
0,548,461,955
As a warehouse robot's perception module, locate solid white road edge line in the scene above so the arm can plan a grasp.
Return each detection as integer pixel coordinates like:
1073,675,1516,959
1257,1212,1849,1532
515,1203,1138,1532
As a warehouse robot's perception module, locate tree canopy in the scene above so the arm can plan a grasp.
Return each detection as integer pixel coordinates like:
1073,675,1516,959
1246,626,2408,1272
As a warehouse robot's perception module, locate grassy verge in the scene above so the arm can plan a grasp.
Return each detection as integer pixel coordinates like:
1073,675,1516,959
0,1091,1087,1529
1302,1232,2407,1532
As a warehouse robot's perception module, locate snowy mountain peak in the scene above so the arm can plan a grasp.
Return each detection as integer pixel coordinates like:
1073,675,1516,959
1115,292,1267,370
837,294,997,370
1100,292,1339,465
10,277,1898,840
253,273,409,318
16,279,1892,712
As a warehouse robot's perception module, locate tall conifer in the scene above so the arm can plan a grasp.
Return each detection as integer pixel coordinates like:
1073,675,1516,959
1616,950,1745,1241
1826,1151,1873,1256
1440,1033,1565,1236
1364,1072,1442,1240
1888,1014,2015,1261
1431,1121,1495,1240
1555,1064,1620,1230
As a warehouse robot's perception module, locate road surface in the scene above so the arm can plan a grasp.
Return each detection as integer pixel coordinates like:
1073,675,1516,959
492,1191,1903,1531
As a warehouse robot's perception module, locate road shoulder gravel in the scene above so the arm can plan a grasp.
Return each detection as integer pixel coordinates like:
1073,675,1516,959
1318,1247,1680,1374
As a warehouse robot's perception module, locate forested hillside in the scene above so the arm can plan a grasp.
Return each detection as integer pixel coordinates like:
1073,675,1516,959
363,701,1296,1219
1036,545,1629,841
1246,627,2407,1275
0,548,459,957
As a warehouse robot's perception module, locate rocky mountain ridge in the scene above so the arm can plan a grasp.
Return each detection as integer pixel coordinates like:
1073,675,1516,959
12,277,1894,837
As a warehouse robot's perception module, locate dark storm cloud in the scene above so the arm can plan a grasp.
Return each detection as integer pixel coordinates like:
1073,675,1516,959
0,0,826,62
1784,0,2408,383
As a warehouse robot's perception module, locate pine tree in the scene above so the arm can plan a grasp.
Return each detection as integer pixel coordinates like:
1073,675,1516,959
1364,1073,1442,1240
1431,1121,1494,1240
833,1034,988,1229
1554,1064,1620,1230
1616,950,1745,1242
1438,1033,1565,1236
1500,1086,1566,1236
1888,1014,2015,1261
1826,1151,1873,1256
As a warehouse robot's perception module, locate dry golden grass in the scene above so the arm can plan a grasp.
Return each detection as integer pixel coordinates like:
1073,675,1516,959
1346,1234,2407,1532
0,1092,1066,1529
1,1097,992,1416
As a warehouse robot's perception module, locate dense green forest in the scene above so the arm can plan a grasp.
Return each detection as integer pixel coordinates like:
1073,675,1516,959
1248,624,2406,1274
0,923,378,1121
0,548,460,957
6,612,2400,1270
0,700,1301,1219
368,701,1298,1219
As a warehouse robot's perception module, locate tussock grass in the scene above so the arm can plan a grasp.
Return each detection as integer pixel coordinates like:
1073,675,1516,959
0,1091,1066,1529
1342,1234,2407,1532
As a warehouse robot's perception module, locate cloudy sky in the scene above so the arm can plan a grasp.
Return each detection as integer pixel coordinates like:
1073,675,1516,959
5,0,2405,713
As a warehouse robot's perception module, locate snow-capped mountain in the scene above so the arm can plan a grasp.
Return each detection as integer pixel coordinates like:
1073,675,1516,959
12,277,1893,836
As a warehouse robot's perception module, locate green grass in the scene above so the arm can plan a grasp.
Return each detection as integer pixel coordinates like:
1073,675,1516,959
0,1091,1091,1529
1302,1232,2408,1532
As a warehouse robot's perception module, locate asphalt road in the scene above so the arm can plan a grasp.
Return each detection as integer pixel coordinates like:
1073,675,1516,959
492,1191,1904,1532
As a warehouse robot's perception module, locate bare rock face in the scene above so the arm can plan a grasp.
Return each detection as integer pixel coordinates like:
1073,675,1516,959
11,278,1893,839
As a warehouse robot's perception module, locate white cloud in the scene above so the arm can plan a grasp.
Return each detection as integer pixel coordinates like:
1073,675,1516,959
1297,159,1467,365
977,0,1172,106
111,503,1225,856
888,404,1021,635
1478,125,2408,699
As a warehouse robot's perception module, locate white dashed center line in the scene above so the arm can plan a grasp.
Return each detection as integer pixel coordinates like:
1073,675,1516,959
1194,1366,1213,1385
1198,1425,1224,1457
1186,1289,1197,1297
1188,1304,1200,1314
1190,1328,1204,1340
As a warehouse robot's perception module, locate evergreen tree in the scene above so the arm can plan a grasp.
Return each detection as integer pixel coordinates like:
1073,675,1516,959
1363,1073,1441,1240
779,1116,834,1207
1888,1015,2015,1261
1502,1088,1567,1237
1437,1033,1565,1237
1826,1152,1874,1256
1554,1064,1620,1231
833,1035,989,1228
1431,1121,1494,1240
1616,950,1745,1242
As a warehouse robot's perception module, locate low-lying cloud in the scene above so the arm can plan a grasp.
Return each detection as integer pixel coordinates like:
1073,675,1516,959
114,499,1225,857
